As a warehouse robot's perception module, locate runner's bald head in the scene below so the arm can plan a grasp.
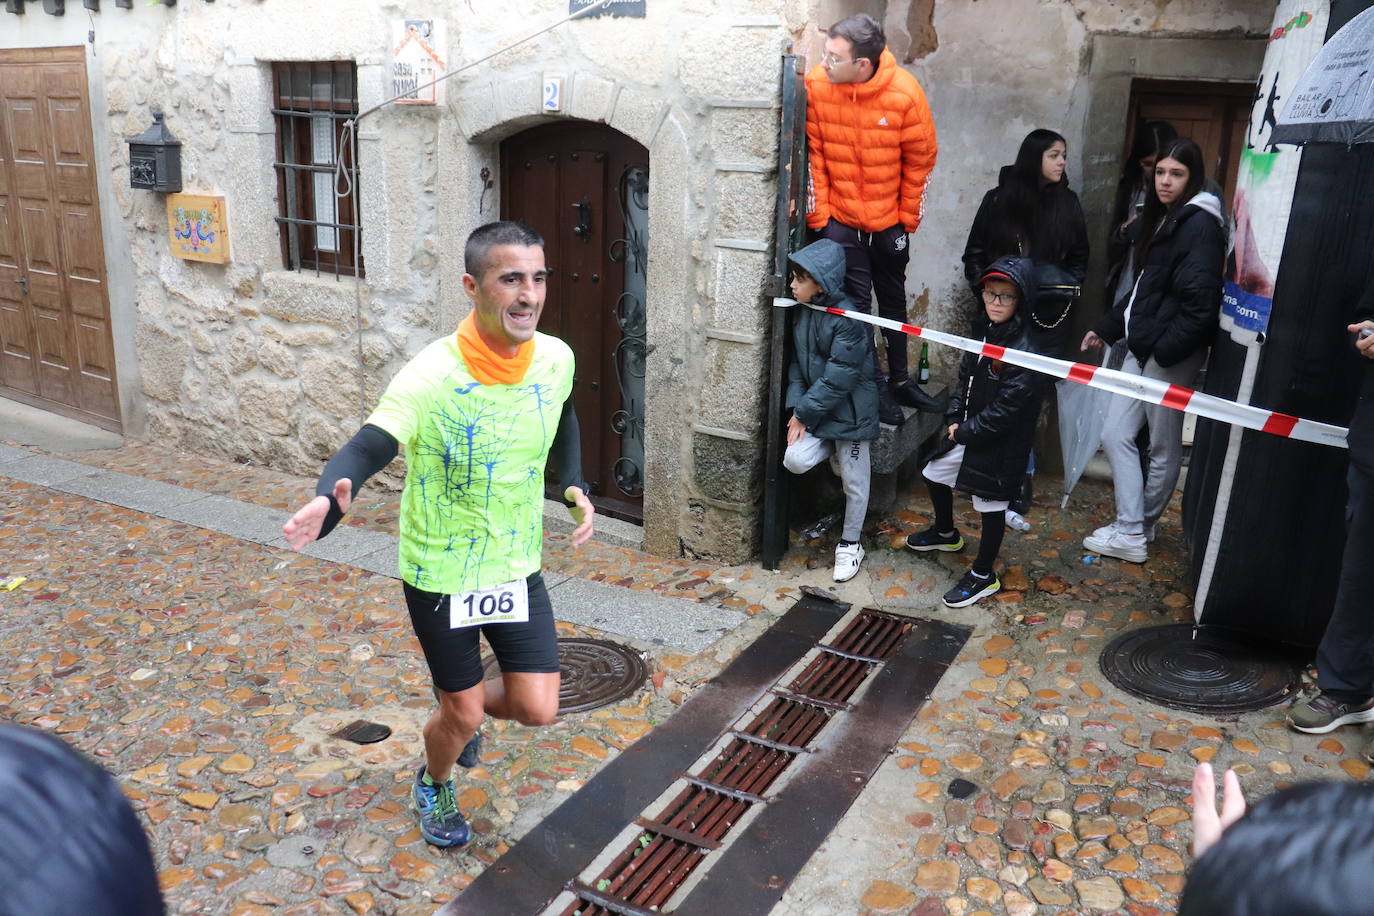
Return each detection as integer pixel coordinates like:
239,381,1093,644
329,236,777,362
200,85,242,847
465,221,544,279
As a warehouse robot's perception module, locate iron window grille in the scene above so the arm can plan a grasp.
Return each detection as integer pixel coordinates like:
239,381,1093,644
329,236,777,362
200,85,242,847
271,61,362,278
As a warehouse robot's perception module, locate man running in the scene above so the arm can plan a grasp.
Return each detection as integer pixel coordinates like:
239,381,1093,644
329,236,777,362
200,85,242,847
284,221,594,847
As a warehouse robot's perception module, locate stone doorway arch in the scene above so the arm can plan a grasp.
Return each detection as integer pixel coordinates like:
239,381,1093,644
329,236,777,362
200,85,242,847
443,77,697,553
500,121,649,522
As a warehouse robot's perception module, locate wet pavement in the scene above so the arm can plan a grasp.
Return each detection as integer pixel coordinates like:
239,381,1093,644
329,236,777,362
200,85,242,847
1,424,1367,916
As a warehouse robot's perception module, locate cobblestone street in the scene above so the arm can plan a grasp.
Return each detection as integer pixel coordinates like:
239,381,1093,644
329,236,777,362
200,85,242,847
1,434,1366,916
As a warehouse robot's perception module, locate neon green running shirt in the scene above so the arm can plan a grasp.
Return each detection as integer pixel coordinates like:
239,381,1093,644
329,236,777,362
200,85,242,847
366,331,575,594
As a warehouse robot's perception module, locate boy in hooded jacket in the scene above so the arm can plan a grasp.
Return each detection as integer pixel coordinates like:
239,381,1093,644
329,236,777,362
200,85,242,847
784,238,880,583
906,257,1046,607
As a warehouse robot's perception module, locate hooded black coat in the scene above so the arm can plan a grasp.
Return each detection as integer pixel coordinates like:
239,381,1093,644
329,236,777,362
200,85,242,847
1094,192,1225,368
948,257,1047,502
961,166,1090,290
785,239,880,442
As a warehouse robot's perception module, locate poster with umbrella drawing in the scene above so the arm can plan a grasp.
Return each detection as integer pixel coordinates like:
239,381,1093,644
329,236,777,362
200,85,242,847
1272,4,1374,146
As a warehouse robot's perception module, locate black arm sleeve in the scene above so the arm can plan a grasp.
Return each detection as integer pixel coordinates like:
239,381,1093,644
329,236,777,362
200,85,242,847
314,423,399,539
549,401,588,505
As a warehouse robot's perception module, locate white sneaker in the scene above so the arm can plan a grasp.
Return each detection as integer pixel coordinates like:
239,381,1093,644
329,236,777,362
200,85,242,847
1083,529,1147,563
1090,521,1119,540
833,542,864,582
1092,521,1156,543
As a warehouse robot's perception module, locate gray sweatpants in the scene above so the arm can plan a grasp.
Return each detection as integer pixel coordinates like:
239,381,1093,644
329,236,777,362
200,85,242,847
784,432,871,542
1099,351,1205,535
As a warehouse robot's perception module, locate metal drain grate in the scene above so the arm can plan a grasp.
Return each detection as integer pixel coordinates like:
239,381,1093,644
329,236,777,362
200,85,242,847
560,610,910,916
440,593,969,916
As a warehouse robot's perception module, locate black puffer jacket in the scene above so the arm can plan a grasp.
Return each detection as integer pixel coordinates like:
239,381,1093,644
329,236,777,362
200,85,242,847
961,166,1090,291
785,239,880,442
949,257,1047,502
1094,192,1225,368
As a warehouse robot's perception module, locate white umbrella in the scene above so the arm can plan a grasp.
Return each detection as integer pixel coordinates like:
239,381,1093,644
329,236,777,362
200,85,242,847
1272,6,1374,145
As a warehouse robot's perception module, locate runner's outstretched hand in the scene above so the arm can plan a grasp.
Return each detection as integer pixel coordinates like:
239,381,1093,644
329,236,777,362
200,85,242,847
283,478,353,551
565,486,595,548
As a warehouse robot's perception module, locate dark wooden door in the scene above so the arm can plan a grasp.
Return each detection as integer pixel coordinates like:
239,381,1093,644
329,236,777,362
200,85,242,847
1128,79,1254,211
0,47,120,430
501,122,648,522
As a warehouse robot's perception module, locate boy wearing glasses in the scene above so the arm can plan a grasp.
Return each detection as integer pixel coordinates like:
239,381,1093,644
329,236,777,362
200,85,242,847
906,257,1045,607
783,238,879,583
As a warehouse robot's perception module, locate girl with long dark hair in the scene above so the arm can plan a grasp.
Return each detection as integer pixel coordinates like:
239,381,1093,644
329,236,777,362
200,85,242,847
1106,120,1179,296
963,128,1090,350
1080,138,1225,563
962,129,1090,526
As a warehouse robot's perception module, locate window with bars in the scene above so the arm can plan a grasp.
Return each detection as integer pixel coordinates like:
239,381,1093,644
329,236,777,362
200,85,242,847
271,61,363,278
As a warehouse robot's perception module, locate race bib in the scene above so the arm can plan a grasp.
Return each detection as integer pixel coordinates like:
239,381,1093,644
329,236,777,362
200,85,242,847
449,577,529,629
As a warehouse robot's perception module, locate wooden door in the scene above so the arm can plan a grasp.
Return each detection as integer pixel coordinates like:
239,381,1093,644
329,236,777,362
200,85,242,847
0,47,120,430
500,122,648,522
1128,79,1255,211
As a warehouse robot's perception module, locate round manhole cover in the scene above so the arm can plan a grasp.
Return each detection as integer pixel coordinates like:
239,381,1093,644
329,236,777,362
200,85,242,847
1099,623,1299,714
482,638,647,714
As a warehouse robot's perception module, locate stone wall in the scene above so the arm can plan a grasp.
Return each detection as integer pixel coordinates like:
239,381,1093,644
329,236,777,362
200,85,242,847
872,0,1269,381
4,0,1274,563
5,0,806,563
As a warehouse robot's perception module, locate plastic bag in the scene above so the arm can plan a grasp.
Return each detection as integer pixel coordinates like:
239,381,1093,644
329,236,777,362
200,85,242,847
1057,341,1128,506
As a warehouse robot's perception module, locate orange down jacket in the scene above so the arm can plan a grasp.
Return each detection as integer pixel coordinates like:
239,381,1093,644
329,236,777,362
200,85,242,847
805,48,938,233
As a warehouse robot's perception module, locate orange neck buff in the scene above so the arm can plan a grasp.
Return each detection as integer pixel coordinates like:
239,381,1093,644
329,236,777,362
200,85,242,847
456,313,534,385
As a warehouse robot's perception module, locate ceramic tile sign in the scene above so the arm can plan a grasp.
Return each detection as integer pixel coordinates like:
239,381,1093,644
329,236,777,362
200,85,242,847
392,19,448,105
570,0,645,17
166,194,230,264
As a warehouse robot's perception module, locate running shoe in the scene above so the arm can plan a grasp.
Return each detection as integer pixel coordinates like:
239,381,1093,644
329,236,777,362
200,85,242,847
833,542,865,583
458,730,483,769
411,765,444,816
1287,693,1374,734
419,778,471,848
942,569,1000,608
906,527,964,552
1082,528,1147,563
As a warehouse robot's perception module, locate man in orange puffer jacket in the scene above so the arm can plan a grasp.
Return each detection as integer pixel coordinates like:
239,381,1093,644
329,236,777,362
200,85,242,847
806,12,939,426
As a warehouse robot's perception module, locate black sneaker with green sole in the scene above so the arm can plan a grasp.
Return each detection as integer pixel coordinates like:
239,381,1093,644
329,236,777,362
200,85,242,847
906,526,964,552
941,570,1000,608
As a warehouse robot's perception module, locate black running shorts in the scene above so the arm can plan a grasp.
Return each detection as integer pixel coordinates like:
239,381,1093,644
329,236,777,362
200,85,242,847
403,571,559,693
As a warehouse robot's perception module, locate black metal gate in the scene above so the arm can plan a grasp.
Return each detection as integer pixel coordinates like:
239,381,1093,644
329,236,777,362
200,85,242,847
760,50,809,570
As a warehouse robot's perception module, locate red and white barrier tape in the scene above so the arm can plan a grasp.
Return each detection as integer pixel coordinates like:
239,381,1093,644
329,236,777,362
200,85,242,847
773,299,1349,449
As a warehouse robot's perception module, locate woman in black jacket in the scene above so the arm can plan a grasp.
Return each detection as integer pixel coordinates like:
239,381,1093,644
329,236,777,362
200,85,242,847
963,128,1089,525
962,128,1090,356
1105,120,1179,306
1080,138,1225,564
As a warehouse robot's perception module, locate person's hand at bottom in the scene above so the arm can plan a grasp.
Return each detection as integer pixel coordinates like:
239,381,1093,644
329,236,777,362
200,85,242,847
1191,760,1246,858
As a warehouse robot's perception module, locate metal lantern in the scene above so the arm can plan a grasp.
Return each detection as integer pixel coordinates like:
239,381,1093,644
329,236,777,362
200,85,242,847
126,112,182,193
